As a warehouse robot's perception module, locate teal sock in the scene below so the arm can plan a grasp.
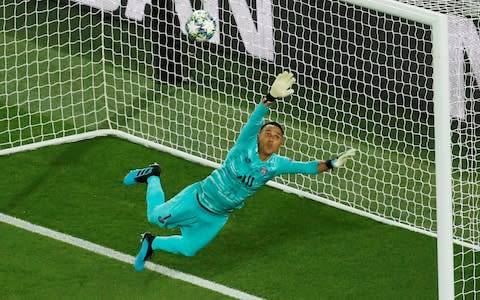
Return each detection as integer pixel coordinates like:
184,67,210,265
146,176,165,216
152,235,185,255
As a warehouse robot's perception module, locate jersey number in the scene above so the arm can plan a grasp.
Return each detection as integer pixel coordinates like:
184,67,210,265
237,175,255,187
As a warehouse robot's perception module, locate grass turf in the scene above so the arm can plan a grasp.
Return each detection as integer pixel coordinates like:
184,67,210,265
0,136,438,299
0,222,228,300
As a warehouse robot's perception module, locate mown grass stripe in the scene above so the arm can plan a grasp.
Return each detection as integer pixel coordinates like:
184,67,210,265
0,212,264,300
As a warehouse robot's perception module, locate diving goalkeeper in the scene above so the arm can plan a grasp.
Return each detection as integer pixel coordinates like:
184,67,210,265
123,71,357,272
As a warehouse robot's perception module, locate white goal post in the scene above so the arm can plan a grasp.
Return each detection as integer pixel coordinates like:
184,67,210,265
1,0,479,298
342,1,453,298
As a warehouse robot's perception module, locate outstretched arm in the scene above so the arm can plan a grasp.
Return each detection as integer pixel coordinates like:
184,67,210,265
235,104,269,146
319,148,357,172
262,71,296,107
276,149,358,175
236,71,296,145
317,161,332,173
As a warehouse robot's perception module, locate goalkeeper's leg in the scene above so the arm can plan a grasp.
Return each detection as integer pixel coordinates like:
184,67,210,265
134,219,225,272
145,176,165,221
150,213,227,257
146,184,228,256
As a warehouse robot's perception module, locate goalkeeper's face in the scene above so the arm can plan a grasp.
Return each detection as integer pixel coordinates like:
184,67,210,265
258,125,283,158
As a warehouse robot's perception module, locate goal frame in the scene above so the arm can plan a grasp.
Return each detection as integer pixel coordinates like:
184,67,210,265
344,0,453,298
0,0,454,298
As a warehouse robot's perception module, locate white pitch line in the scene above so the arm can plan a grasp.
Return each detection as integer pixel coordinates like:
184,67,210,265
0,212,264,300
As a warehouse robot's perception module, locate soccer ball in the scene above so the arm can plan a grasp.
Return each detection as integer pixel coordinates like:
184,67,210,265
185,10,217,42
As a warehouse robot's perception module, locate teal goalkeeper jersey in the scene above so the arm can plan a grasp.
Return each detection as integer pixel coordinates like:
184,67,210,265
197,103,319,215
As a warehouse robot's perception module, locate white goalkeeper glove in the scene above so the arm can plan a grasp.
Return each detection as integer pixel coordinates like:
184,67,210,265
326,148,357,169
264,71,296,104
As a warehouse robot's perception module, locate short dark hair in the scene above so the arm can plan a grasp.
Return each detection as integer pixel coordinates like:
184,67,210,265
260,121,284,135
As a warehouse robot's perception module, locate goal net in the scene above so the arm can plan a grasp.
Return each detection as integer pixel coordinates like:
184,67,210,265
1,0,478,298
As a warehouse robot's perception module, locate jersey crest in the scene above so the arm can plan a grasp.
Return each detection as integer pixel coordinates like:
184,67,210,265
259,166,268,174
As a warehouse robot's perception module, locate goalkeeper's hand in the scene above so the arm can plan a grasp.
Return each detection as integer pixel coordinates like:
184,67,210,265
326,148,357,169
264,71,296,105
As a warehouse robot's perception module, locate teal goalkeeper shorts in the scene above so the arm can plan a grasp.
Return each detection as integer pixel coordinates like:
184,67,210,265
148,182,229,253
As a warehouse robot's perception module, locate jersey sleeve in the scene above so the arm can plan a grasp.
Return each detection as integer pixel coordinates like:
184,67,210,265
235,103,269,146
275,156,319,175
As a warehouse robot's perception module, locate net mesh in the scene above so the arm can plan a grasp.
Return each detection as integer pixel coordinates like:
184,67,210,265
1,0,479,298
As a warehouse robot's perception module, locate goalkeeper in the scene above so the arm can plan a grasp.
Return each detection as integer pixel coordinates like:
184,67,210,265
123,71,357,272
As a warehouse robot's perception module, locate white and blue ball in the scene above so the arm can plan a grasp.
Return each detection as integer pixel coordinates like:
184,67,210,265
185,10,217,42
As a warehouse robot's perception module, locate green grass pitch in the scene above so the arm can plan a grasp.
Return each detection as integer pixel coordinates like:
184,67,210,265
0,136,438,299
2,1,476,298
